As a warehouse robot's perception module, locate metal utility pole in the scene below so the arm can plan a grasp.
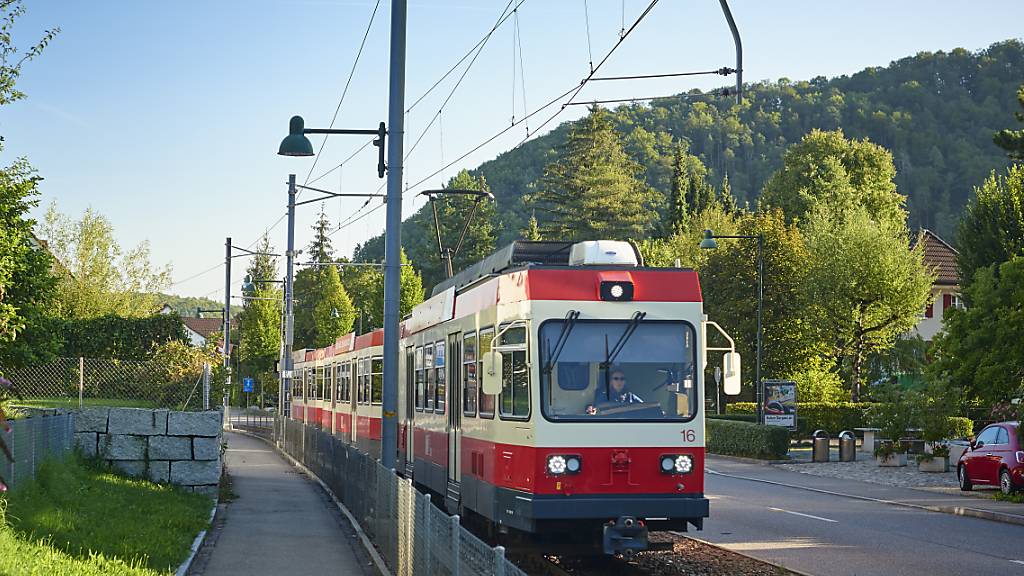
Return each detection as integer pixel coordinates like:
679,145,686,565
718,0,743,103
381,0,407,471
282,174,297,437
224,237,232,417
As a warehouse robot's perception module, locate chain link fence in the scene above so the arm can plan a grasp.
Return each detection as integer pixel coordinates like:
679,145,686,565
0,357,209,410
275,417,528,576
0,411,75,491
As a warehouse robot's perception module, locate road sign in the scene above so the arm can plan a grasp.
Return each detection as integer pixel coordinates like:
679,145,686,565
243,377,254,393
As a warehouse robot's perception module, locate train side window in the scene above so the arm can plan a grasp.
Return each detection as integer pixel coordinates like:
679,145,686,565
434,340,446,414
425,344,435,411
357,359,365,404
406,346,415,412
463,332,478,417
498,325,529,419
415,346,424,411
478,327,495,419
362,358,371,405
371,357,383,405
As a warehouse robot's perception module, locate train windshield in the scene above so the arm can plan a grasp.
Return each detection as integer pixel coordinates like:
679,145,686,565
539,320,697,421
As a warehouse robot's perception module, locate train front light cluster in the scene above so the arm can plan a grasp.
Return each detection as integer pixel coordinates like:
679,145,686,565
547,454,582,475
659,454,693,474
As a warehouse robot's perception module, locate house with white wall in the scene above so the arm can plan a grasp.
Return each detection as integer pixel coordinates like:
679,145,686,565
911,230,961,342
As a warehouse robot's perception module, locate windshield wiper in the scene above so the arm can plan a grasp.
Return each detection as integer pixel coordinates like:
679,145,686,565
542,310,580,375
602,311,647,401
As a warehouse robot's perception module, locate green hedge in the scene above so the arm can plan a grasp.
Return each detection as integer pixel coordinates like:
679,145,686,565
947,417,974,439
706,419,790,459
727,401,876,438
707,413,758,423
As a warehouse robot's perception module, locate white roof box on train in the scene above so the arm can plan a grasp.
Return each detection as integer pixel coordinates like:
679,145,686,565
568,240,639,267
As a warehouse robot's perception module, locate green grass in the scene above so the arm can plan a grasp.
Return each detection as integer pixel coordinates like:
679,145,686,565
0,527,165,576
14,397,160,410
1,456,212,574
993,491,1024,504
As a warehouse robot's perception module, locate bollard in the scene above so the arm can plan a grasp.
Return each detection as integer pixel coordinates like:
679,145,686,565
812,429,830,462
839,430,857,462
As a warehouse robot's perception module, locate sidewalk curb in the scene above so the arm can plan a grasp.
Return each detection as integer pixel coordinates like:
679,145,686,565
708,453,794,466
175,497,219,576
228,427,392,576
708,468,1024,528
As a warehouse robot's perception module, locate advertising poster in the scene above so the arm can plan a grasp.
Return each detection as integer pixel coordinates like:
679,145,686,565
762,380,797,429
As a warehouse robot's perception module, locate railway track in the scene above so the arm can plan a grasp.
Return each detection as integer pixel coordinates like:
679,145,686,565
510,533,798,576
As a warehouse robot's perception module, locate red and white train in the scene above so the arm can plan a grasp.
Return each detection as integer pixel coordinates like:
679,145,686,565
288,240,740,555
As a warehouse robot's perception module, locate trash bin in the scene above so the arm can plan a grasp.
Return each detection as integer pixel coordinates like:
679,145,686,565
812,429,830,462
839,430,857,462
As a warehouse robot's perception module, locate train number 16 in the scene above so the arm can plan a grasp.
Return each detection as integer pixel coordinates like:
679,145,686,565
680,429,696,443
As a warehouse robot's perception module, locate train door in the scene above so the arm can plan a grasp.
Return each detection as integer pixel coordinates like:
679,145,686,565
329,363,336,435
446,331,462,508
404,346,415,475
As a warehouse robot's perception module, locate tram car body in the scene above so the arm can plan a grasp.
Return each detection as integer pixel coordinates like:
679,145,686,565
289,240,740,555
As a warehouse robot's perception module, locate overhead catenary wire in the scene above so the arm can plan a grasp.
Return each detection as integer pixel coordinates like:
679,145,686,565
583,0,594,72
403,0,661,192
169,261,224,288
515,9,529,133
403,0,526,163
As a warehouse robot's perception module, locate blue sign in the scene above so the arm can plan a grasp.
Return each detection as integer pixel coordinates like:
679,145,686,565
242,377,254,393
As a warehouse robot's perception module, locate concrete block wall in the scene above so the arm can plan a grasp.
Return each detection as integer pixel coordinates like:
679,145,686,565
74,407,222,497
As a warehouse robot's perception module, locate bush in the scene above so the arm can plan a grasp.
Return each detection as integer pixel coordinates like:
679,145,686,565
707,419,790,459
707,413,758,423
726,401,875,438
947,416,974,439
786,357,846,403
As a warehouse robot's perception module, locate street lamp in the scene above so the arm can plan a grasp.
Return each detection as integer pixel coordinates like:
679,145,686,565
700,229,764,424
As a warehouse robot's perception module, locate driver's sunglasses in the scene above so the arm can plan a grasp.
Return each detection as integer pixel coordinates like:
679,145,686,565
611,376,626,381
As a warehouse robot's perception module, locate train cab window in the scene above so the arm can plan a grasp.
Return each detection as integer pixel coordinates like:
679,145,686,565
371,357,383,405
463,332,478,417
538,320,698,422
415,346,424,411
425,344,435,411
478,328,495,419
497,325,529,419
434,340,446,414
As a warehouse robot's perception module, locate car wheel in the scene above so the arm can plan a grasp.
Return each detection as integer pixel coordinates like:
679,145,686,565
1000,469,1016,495
959,465,973,491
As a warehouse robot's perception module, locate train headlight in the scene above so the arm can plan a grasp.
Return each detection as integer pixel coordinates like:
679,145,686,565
660,454,693,474
547,455,567,475
600,280,634,301
674,455,693,474
547,455,582,475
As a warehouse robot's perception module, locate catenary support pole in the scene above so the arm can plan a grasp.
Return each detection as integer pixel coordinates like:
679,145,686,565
381,0,407,470
755,233,763,425
224,237,232,423
283,174,297,442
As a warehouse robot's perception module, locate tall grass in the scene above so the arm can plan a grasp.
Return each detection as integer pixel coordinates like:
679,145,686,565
2,455,211,574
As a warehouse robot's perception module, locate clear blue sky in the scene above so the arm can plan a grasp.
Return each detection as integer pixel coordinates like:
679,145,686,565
2,1,1020,299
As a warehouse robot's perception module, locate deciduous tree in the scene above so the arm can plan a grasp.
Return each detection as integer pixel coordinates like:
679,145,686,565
956,165,1024,292
993,84,1024,161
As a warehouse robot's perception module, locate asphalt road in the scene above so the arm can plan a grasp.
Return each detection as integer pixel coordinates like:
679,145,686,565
700,459,1024,576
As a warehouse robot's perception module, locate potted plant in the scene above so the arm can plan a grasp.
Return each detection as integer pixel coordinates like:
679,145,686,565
875,440,908,467
917,443,950,473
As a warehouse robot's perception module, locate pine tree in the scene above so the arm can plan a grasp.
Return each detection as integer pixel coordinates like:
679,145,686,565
238,235,281,384
529,105,661,241
719,173,740,214
994,84,1024,161
294,208,338,348
523,210,542,241
669,145,690,236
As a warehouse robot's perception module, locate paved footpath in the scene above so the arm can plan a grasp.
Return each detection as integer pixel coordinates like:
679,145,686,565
189,431,376,576
702,456,1024,576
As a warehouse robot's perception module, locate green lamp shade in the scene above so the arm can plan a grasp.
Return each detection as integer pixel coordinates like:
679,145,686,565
699,229,718,249
278,115,315,156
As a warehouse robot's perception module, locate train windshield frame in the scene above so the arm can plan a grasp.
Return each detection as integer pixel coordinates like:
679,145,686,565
539,319,699,423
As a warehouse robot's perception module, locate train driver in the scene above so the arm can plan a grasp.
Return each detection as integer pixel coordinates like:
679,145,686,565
585,368,643,415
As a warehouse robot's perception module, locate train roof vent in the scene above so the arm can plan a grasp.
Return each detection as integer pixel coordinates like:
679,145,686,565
568,240,639,267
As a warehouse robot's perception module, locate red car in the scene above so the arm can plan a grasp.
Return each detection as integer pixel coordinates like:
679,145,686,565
958,421,1023,495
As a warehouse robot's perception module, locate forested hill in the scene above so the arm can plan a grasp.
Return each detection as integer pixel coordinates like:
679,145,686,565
355,40,1023,271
